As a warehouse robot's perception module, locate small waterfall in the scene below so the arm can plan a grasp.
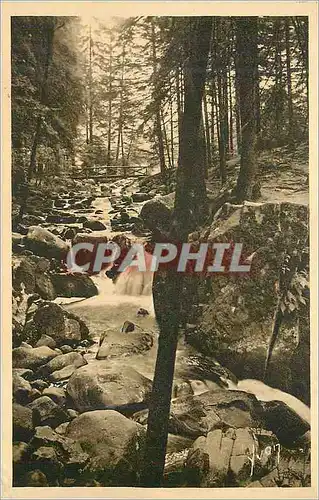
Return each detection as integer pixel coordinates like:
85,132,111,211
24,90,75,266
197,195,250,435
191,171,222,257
226,378,310,423
114,267,153,296
114,249,154,296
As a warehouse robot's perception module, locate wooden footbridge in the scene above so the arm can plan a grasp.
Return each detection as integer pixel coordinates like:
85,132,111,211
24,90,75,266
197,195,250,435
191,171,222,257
73,164,150,180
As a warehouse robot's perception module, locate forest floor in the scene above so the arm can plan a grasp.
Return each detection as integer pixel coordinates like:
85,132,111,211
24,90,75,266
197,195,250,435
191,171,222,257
205,141,309,206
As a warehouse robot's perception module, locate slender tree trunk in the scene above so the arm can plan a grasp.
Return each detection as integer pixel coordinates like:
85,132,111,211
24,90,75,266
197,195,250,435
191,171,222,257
274,19,283,138
228,68,234,154
214,76,221,158
85,102,89,145
180,70,185,119
116,45,125,163
217,72,227,184
235,16,258,201
285,18,294,142
121,129,125,165
210,79,215,155
88,25,93,144
215,18,227,184
161,110,172,169
223,66,229,154
176,67,182,143
234,69,241,154
150,18,166,179
169,84,175,168
19,19,55,219
255,66,261,141
200,114,208,179
203,89,212,169
292,17,308,76
292,17,308,121
107,33,113,165
126,129,135,165
140,17,212,488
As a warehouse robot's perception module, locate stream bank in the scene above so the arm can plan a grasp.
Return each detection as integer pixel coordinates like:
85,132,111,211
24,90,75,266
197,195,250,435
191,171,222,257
12,156,310,487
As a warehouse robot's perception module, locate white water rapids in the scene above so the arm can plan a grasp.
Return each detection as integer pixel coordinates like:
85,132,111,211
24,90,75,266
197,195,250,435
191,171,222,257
55,188,310,423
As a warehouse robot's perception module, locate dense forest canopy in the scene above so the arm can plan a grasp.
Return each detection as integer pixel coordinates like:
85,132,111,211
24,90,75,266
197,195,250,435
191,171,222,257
12,15,308,194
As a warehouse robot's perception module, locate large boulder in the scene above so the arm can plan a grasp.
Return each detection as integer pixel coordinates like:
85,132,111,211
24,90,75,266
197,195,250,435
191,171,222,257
30,446,62,485
51,274,98,298
132,192,152,203
72,231,108,246
96,324,153,360
260,400,310,447
23,470,49,487
23,302,89,347
66,361,152,413
83,220,107,231
140,198,172,232
39,352,87,379
186,427,279,487
25,226,69,260
12,288,29,347
13,442,30,486
12,255,56,300
12,232,25,252
13,372,33,404
29,425,89,478
12,346,58,370
133,389,263,438
35,334,56,349
13,403,34,442
28,396,69,428
42,387,66,407
248,446,311,487
168,202,309,403
66,410,145,485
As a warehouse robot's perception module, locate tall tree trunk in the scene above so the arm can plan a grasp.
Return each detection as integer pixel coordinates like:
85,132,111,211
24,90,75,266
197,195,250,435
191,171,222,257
285,18,294,142
274,19,283,138
292,17,308,76
151,18,166,180
215,18,227,184
161,110,172,169
292,17,308,121
210,79,215,154
169,84,175,168
140,17,212,488
228,68,234,154
214,76,221,159
200,114,208,179
116,45,125,162
107,33,113,165
255,65,261,141
85,102,89,145
235,16,258,201
176,67,183,145
19,18,55,219
126,128,135,165
88,25,93,144
217,72,227,184
121,129,125,165
203,89,212,169
223,65,229,154
234,68,242,154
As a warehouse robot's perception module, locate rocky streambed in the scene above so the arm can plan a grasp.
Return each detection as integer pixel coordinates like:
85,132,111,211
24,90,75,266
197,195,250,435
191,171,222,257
12,175,311,488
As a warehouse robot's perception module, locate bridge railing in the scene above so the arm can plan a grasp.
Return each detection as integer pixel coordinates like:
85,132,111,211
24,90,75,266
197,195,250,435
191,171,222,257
73,164,150,179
